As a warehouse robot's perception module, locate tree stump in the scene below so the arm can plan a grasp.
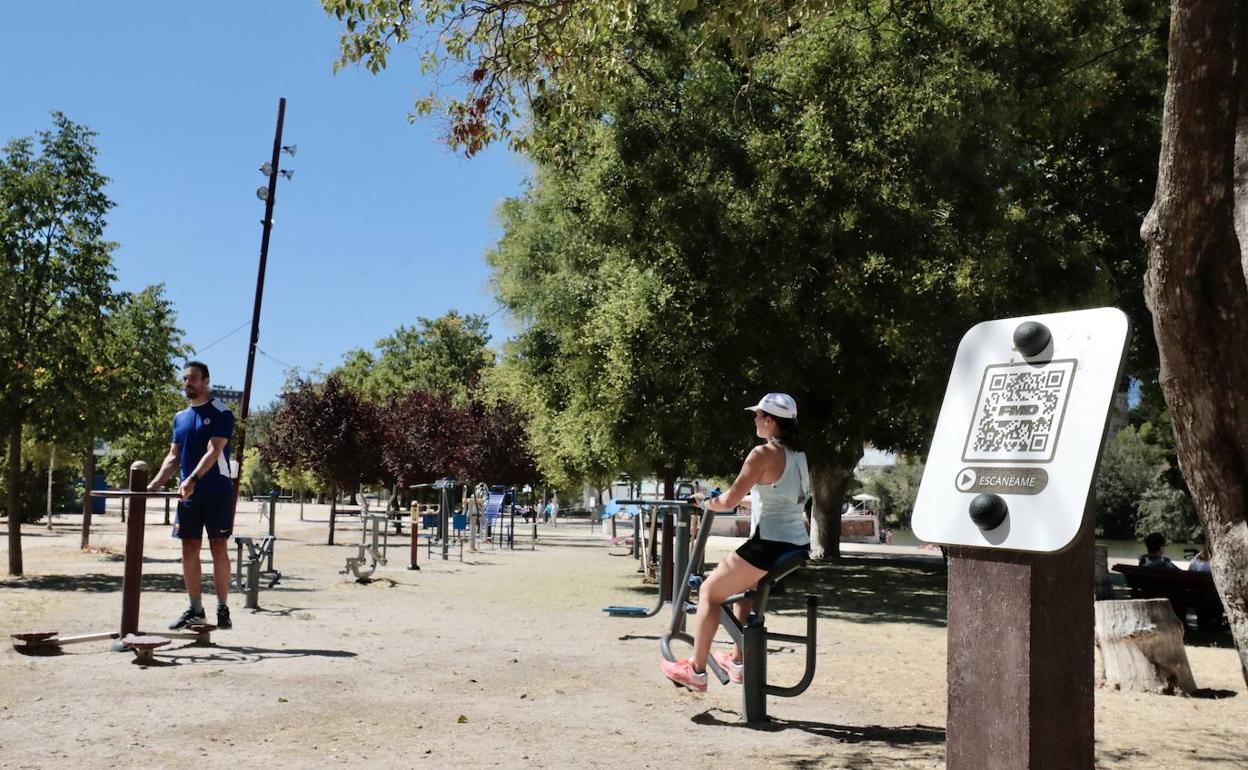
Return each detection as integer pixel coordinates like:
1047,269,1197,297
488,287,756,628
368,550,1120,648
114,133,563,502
1094,599,1196,695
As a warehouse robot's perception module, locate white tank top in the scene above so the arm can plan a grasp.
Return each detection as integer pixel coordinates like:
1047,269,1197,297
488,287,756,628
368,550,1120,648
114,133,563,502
748,444,811,545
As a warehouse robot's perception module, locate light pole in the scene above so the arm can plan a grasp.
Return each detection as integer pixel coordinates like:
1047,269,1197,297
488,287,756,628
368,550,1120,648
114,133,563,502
231,97,295,523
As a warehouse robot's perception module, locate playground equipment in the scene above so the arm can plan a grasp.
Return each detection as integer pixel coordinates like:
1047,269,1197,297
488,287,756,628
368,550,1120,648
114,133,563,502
602,500,698,620
342,512,391,580
480,484,523,550
233,489,282,609
660,506,818,723
10,461,204,663
410,479,461,562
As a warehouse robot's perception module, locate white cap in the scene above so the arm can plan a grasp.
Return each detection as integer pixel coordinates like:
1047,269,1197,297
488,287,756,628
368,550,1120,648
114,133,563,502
745,392,797,419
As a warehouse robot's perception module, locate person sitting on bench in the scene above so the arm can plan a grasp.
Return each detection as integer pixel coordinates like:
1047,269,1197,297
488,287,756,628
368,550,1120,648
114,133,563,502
661,392,811,692
1138,532,1180,570
1188,543,1213,574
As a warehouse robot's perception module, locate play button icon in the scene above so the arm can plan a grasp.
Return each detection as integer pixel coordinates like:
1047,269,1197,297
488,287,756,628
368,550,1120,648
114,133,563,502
956,468,978,492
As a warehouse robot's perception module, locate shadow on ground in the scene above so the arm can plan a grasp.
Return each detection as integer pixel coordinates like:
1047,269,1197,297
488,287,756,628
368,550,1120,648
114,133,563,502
1,573,315,594
621,555,947,627
693,707,945,743
153,643,358,666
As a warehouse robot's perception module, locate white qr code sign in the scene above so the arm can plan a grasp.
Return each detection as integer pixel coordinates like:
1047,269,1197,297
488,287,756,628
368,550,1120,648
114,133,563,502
912,308,1129,552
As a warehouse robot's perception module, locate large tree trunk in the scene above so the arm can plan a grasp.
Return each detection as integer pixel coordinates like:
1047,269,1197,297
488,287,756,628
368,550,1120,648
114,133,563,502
80,444,95,550
808,461,853,560
1142,0,1248,686
7,429,22,575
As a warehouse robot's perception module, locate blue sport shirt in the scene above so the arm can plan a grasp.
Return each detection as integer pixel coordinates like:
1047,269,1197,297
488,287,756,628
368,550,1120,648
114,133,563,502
172,398,236,495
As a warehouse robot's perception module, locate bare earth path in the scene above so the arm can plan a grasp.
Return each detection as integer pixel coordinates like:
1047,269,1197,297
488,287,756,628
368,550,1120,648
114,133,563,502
1,505,1245,769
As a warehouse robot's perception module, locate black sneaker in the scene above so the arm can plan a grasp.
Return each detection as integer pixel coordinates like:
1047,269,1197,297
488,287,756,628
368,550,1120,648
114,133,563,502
170,607,206,630
216,605,232,630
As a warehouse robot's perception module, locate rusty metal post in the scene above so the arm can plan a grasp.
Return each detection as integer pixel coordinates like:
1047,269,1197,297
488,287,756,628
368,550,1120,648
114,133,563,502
118,462,149,641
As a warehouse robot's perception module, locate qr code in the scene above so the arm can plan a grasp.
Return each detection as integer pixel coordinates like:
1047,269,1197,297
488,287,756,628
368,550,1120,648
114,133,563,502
962,360,1076,463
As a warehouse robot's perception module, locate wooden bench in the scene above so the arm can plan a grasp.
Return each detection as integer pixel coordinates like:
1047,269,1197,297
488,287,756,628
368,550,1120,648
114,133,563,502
1111,564,1226,630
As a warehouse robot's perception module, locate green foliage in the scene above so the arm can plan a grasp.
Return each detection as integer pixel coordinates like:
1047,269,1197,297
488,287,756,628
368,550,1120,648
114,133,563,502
1094,425,1167,538
323,1,843,155
863,458,925,529
239,446,277,498
333,312,494,404
1135,479,1202,544
486,2,1165,495
0,431,81,523
98,382,184,486
1,113,117,439
274,463,325,500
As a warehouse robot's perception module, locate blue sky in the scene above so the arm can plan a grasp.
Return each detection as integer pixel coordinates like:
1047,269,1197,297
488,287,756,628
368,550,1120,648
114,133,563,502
1,2,530,407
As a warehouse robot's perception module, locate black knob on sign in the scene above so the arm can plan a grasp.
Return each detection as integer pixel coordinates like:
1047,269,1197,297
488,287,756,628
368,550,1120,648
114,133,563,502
969,493,1008,531
1013,321,1051,358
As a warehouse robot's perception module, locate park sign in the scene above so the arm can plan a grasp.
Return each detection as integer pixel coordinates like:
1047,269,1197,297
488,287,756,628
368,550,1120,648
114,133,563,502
912,307,1129,553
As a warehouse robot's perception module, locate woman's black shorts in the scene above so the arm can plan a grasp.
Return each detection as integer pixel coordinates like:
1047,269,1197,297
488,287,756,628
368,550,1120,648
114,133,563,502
735,533,810,572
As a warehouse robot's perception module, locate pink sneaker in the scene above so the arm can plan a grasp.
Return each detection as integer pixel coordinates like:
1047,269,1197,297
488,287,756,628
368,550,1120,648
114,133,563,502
660,658,708,692
713,650,744,683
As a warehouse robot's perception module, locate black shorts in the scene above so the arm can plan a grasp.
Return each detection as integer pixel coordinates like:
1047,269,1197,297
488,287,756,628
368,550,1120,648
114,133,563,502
173,492,233,540
735,533,810,572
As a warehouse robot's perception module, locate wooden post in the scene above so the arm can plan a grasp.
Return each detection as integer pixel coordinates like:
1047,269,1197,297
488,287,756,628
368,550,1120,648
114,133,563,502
119,462,149,640
946,519,1094,770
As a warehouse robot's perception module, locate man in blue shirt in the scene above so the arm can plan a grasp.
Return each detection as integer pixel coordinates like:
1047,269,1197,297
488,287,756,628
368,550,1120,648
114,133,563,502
147,361,237,630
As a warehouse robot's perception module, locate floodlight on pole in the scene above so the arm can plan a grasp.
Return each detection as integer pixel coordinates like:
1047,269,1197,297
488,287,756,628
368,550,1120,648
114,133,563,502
232,97,292,527
279,170,294,180
281,144,297,157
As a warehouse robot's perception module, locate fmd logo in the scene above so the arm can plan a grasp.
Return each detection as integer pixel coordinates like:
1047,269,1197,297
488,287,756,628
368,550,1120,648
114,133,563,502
996,404,1040,417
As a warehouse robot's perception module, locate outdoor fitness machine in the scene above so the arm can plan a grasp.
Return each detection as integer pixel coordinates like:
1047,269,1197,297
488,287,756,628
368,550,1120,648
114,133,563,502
660,506,818,723
911,308,1129,770
10,461,216,661
234,489,282,608
601,499,694,619
410,479,459,563
342,510,391,580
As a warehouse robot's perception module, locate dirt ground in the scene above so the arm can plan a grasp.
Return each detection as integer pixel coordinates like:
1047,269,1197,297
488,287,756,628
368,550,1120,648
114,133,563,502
1,504,1245,769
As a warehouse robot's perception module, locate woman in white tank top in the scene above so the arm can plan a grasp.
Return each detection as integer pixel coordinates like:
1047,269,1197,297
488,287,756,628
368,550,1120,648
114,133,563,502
660,392,812,692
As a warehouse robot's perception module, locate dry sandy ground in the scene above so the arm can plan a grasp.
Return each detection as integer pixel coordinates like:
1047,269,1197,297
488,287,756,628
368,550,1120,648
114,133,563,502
1,504,1245,769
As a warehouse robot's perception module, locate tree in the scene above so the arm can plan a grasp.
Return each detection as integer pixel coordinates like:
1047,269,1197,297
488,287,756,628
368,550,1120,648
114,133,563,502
239,446,277,498
54,286,184,547
260,376,385,498
334,312,495,403
1139,0,1248,682
463,398,538,485
330,0,1248,688
864,458,925,530
1,114,117,575
1094,425,1168,539
380,389,474,487
485,2,1165,556
323,0,849,156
